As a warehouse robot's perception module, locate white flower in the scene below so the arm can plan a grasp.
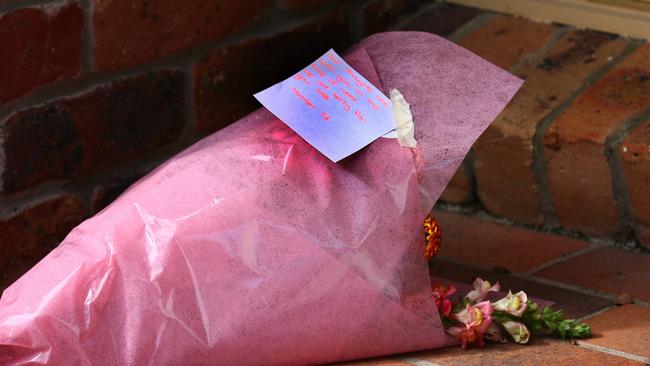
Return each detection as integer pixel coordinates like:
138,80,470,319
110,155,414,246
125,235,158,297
492,290,528,317
502,321,530,344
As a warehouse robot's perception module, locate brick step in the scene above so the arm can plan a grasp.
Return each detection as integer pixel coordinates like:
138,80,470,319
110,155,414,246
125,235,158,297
405,9,650,249
432,209,650,304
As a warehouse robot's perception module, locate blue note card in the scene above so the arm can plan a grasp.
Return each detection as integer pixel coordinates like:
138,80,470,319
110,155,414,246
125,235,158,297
254,49,395,162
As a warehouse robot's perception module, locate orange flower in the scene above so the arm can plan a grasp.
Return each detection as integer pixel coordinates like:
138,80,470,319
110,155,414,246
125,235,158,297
424,215,442,260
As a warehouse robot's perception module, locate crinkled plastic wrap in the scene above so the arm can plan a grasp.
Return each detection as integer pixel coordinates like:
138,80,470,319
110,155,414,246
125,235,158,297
0,32,522,365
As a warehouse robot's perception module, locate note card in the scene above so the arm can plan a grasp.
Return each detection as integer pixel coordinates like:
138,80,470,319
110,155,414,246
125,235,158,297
254,49,395,162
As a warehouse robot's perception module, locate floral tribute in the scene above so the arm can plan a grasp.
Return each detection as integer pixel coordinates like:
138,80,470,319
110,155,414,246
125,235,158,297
424,215,591,348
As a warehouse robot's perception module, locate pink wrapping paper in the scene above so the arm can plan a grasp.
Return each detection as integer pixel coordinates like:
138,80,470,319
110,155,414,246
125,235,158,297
0,32,522,365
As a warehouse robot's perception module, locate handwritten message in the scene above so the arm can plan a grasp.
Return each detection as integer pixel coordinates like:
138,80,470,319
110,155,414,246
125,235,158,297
254,49,395,162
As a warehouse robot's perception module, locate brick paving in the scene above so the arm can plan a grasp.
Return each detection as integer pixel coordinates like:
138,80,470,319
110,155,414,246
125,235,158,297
580,305,650,360
433,210,589,273
535,247,650,302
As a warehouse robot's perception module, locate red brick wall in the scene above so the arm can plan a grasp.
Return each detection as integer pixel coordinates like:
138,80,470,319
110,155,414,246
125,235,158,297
1,0,648,292
437,16,650,251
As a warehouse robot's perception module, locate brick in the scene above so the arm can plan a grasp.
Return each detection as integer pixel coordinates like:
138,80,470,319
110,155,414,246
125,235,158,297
1,70,184,193
620,119,650,248
92,0,268,71
459,15,554,70
399,3,480,37
415,339,644,365
433,209,589,273
361,0,428,36
474,30,628,225
543,45,650,235
536,247,650,302
581,305,650,360
0,2,82,104
439,162,472,204
431,258,612,319
0,194,88,292
193,12,350,134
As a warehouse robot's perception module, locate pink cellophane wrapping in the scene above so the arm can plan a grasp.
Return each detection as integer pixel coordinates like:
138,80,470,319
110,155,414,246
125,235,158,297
0,32,522,365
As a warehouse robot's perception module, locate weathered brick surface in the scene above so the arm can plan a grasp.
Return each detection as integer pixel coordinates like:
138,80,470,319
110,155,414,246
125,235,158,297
459,15,553,70
93,0,268,71
620,118,650,248
0,2,82,104
361,0,429,36
474,30,628,224
544,44,650,235
0,194,88,291
399,3,480,37
1,70,184,193
193,12,350,134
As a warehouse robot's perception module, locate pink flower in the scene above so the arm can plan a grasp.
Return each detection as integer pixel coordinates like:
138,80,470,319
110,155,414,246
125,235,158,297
502,321,531,344
466,278,500,302
493,290,528,317
448,301,494,348
432,284,457,317
454,301,494,333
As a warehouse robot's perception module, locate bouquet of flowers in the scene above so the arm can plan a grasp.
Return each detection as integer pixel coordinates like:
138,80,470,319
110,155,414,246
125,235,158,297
0,32,523,365
425,216,591,349
435,278,591,348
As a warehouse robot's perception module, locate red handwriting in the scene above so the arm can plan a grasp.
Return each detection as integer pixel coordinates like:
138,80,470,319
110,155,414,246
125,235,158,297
311,64,325,77
319,59,334,72
292,87,315,109
321,111,331,121
286,52,389,125
346,68,371,93
340,87,357,102
336,75,350,88
316,88,330,101
355,110,365,122
294,73,312,86
333,92,351,112
376,94,389,107
367,98,379,111
327,51,341,64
